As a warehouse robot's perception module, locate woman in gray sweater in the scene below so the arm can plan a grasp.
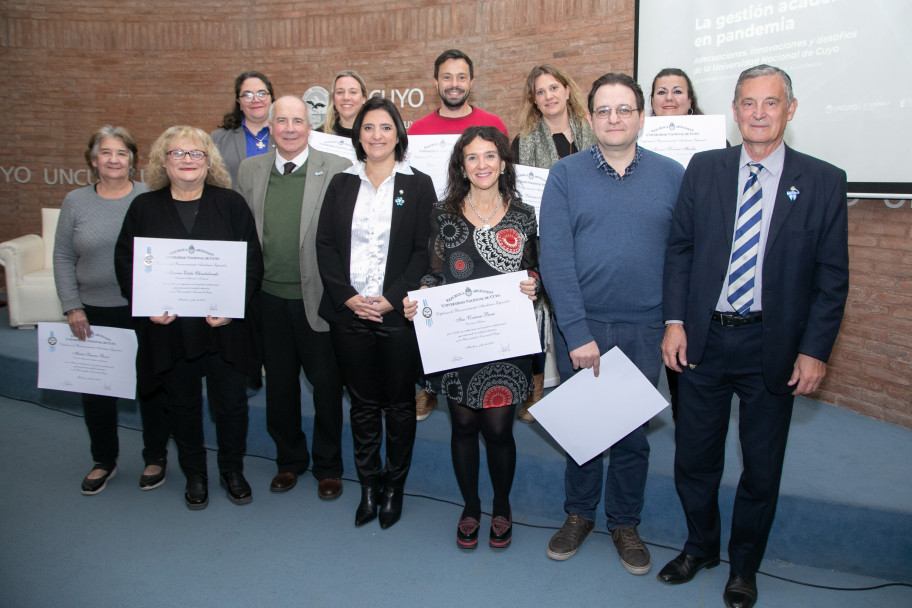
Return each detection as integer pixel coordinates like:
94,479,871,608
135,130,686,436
53,126,169,496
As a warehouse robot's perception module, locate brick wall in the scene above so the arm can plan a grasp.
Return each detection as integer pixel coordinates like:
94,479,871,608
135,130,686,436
1,0,909,428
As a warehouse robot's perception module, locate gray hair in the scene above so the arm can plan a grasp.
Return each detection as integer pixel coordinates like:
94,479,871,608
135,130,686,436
734,64,794,106
85,125,139,179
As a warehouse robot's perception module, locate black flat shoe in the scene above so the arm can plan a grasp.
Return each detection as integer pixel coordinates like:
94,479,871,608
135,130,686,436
657,551,721,584
378,486,403,529
489,514,512,548
139,464,167,491
220,471,252,505
457,515,480,549
355,485,382,527
184,473,209,510
81,465,117,496
723,575,757,608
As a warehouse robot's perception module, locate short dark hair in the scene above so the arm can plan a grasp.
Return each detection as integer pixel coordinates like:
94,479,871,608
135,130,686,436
219,71,275,130
587,72,645,114
434,49,474,80
442,126,520,216
351,97,409,162
649,68,704,116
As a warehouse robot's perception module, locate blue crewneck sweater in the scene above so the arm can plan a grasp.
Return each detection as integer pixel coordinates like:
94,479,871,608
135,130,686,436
540,146,684,351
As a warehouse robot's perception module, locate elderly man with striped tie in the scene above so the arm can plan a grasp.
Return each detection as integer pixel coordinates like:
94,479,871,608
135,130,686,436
658,65,849,608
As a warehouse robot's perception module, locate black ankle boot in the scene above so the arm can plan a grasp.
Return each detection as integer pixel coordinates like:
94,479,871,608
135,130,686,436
355,484,382,527
378,486,403,529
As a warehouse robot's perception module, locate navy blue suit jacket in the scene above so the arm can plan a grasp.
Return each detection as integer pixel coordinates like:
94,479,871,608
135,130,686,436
663,144,849,393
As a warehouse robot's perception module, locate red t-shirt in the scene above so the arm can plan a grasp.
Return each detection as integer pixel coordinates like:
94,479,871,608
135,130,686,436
408,106,508,137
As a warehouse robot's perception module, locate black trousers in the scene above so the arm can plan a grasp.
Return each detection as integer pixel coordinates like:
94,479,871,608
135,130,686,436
674,322,794,577
331,320,419,489
260,291,344,479
81,304,169,469
161,352,248,477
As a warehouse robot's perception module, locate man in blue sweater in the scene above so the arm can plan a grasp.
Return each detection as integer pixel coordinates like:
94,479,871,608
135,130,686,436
539,73,684,575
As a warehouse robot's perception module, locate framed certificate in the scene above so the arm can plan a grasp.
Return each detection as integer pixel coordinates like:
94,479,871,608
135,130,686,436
408,271,541,374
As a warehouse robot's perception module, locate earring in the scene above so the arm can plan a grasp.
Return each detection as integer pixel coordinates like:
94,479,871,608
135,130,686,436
500,169,505,175
462,172,467,178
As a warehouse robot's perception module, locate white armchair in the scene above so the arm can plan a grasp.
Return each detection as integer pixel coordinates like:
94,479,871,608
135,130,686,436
0,208,66,328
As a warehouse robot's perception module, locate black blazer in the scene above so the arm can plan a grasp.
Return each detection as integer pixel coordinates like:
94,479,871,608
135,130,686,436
663,144,849,393
315,168,435,327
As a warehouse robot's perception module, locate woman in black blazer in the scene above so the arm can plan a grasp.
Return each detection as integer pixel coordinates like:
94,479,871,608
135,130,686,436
316,97,435,529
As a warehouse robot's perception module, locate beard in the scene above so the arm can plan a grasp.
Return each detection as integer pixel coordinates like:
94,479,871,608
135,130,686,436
439,86,470,110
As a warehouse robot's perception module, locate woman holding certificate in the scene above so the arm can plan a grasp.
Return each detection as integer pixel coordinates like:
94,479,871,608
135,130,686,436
114,126,263,511
404,126,540,549
316,97,434,530
53,125,170,495
510,65,594,422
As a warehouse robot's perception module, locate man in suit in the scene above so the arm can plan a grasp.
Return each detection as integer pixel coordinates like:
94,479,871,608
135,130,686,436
658,65,849,608
237,96,352,500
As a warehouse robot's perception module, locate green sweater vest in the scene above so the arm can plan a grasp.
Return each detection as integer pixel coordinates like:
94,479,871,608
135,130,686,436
262,161,308,299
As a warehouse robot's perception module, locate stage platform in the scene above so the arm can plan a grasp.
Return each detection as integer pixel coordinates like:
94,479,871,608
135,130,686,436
1,307,910,582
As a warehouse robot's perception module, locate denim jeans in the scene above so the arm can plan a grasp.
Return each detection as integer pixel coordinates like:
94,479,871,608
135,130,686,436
553,318,663,528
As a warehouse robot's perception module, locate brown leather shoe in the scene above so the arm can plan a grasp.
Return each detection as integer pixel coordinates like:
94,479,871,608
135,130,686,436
269,472,298,493
317,477,343,500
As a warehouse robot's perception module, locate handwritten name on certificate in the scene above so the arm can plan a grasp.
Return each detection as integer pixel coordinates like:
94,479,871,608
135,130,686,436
408,271,541,374
131,237,247,318
515,165,550,232
37,323,138,400
638,114,726,168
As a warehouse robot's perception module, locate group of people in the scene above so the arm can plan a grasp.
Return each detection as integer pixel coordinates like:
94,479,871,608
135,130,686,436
53,47,848,608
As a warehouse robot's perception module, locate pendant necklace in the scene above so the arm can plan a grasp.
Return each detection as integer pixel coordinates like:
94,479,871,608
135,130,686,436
466,191,502,231
254,130,269,150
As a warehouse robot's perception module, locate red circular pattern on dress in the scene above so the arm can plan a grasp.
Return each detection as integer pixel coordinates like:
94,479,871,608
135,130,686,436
454,259,466,272
495,229,522,254
482,385,513,408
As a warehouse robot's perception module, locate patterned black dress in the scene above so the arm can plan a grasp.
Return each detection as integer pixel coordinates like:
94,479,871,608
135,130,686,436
421,200,540,409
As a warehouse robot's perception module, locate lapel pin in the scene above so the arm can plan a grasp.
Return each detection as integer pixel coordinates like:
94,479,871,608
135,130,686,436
314,170,325,176
395,190,405,206
786,186,799,202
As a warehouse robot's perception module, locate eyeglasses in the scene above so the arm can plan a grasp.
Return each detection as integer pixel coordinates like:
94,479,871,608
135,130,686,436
239,90,270,102
167,149,207,161
592,106,639,120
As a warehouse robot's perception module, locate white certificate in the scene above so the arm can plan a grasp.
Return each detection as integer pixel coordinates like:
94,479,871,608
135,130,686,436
308,130,358,165
37,323,138,400
131,237,247,318
406,134,460,199
515,164,550,232
408,271,540,374
529,347,668,466
638,114,727,168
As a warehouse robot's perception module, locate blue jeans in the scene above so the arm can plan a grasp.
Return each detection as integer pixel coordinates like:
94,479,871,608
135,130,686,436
553,318,663,528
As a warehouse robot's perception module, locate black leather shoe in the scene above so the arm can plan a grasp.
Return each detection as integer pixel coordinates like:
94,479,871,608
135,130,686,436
378,486,403,529
81,465,117,496
139,464,166,491
723,575,757,608
355,485,381,527
220,471,252,505
657,551,721,584
184,473,209,510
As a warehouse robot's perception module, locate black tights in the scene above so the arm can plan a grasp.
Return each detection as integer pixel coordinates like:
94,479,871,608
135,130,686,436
448,401,516,519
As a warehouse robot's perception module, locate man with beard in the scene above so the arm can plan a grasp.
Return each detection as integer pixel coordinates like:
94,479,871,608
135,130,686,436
408,49,508,136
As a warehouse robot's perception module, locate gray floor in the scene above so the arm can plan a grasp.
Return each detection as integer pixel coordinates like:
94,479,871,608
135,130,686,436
1,396,909,608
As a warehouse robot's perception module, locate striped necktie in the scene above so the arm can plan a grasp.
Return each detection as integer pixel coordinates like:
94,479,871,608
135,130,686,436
727,162,764,316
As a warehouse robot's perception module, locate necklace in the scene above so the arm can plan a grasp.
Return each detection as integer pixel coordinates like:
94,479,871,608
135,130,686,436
466,191,502,231
253,129,269,150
